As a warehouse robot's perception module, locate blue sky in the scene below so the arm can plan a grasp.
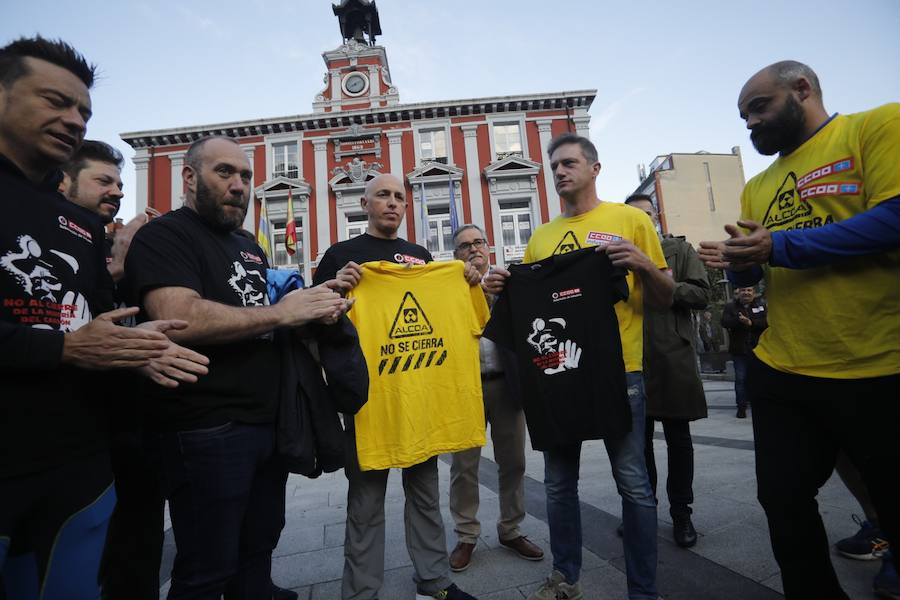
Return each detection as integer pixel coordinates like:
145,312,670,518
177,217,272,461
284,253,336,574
4,0,899,221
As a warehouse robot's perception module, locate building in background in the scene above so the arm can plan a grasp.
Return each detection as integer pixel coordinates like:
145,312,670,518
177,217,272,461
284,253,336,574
119,0,595,281
633,148,746,246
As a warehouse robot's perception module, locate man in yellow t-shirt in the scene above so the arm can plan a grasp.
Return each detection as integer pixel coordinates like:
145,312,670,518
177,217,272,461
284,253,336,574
699,60,900,599
484,133,673,600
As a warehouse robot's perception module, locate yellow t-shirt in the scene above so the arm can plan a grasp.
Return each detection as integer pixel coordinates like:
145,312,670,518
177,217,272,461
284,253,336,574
524,202,667,372
346,260,489,470
741,104,900,378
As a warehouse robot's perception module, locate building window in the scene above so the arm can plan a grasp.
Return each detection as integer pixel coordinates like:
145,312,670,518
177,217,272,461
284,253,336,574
500,201,532,263
493,123,522,160
346,213,368,240
271,217,304,268
419,128,448,164
272,142,298,179
426,205,454,259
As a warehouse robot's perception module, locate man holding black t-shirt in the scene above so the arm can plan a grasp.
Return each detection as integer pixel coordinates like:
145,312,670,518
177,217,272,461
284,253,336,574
484,133,673,600
125,136,350,599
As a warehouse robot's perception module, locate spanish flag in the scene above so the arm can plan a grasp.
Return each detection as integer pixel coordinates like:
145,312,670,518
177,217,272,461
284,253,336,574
285,188,298,256
257,197,273,259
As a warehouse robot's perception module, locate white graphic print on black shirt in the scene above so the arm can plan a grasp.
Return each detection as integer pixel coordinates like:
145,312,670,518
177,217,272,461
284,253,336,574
124,207,278,431
1,156,114,478
483,248,630,450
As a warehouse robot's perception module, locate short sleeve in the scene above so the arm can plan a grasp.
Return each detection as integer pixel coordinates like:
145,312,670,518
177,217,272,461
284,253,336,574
610,266,630,304
860,105,900,207
125,220,203,303
313,248,338,285
469,284,490,335
632,212,667,270
482,286,514,351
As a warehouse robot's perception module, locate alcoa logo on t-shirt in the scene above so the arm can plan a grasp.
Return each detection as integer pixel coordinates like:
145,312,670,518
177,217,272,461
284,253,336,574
377,291,446,376
393,253,426,265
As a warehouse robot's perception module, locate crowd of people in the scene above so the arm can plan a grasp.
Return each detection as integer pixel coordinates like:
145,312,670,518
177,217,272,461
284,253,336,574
1,35,897,600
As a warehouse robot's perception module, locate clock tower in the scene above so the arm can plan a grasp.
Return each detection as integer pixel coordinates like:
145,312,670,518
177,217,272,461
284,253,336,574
313,0,400,113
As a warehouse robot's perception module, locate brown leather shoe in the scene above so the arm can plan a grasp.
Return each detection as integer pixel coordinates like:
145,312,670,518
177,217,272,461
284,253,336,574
449,541,475,572
500,536,545,561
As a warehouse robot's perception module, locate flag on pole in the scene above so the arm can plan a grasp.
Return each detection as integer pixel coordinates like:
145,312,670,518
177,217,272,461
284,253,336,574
285,188,297,256
257,194,273,259
448,174,459,233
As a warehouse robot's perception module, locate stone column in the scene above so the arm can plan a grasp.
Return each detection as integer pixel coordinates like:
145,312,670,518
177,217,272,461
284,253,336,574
461,124,485,231
312,138,330,263
133,148,150,215
573,112,591,139
241,146,256,232
169,152,185,211
537,119,560,220
386,130,404,179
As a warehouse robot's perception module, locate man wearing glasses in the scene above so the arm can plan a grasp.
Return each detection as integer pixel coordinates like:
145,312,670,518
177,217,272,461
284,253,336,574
447,225,545,573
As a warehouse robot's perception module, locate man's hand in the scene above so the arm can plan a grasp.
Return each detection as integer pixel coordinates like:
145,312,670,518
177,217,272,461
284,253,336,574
463,262,481,286
600,240,654,273
62,307,169,370
107,213,149,282
135,320,210,388
277,285,349,328
738,313,752,327
481,266,510,296
699,220,771,270
722,220,773,266
325,261,363,294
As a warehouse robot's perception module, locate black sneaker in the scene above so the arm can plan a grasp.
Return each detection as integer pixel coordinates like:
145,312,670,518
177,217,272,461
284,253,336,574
416,583,478,600
673,516,698,548
837,514,889,560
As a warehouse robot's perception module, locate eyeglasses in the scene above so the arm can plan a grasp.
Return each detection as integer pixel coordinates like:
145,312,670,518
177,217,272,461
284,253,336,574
455,238,487,252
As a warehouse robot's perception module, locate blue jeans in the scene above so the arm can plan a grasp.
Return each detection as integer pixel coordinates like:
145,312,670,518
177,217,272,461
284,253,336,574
543,372,658,600
732,354,749,409
151,422,288,600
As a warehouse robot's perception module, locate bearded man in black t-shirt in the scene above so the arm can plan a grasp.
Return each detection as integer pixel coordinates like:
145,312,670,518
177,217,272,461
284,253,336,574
125,136,350,599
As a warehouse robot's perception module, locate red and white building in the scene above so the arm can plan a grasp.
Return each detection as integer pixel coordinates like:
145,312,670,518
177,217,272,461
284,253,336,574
120,0,595,281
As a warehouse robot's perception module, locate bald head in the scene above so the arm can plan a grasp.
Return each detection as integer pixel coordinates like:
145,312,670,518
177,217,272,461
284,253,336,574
738,60,828,156
361,173,407,239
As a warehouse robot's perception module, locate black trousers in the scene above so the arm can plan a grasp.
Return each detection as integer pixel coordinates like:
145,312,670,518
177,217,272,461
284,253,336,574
643,417,694,519
99,431,165,600
749,356,900,600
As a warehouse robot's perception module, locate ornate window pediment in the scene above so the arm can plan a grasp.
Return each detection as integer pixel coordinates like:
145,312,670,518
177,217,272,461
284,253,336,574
484,155,542,179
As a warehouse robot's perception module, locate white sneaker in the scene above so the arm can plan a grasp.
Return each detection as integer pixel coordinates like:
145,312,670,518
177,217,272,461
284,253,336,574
527,570,566,600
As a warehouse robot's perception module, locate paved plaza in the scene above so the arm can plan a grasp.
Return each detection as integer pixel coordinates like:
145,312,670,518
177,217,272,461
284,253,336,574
158,381,881,599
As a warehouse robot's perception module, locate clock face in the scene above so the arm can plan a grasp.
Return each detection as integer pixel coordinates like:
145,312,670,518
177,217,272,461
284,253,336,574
344,73,368,96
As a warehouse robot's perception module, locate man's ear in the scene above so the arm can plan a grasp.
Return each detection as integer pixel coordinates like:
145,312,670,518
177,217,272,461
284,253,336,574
58,172,73,197
182,165,197,193
794,76,813,102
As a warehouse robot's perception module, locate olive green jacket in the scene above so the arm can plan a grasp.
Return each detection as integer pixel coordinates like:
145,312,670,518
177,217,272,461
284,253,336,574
642,235,710,420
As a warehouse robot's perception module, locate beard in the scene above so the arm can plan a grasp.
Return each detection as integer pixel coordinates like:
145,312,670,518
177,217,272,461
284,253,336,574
194,176,247,232
750,95,807,156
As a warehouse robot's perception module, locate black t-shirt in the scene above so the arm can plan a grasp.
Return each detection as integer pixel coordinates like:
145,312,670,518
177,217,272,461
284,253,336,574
125,207,279,431
313,233,433,285
483,248,630,450
0,155,115,478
